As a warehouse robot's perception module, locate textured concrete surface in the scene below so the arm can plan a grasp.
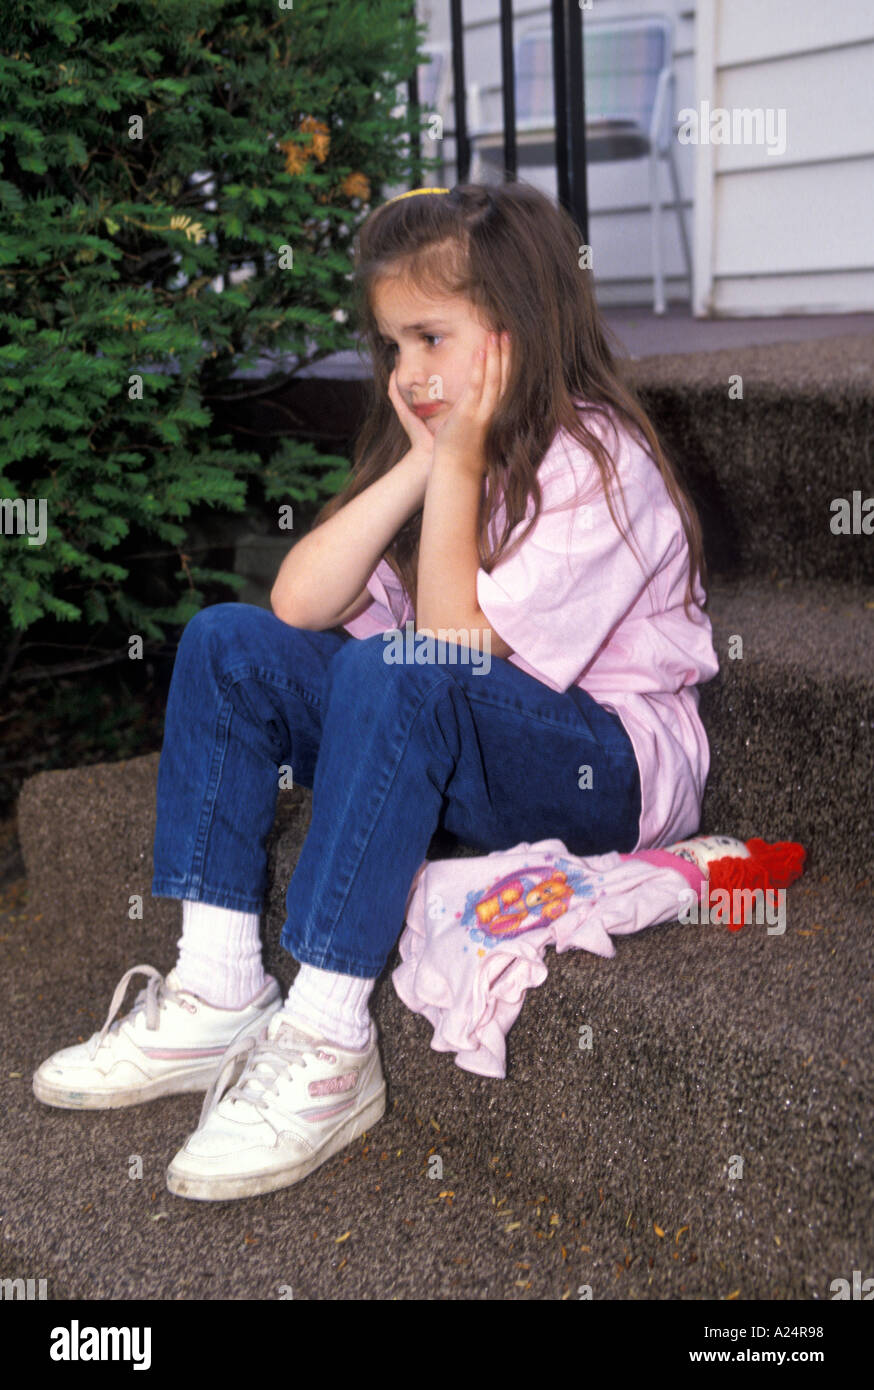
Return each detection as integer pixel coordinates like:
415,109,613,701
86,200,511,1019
606,307,874,359
699,576,874,880
626,330,874,391
7,771,872,1301
2,806,871,1301
626,335,874,587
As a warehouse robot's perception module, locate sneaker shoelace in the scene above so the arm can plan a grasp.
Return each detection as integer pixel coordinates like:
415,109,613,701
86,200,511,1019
193,1026,327,1136
88,964,192,1062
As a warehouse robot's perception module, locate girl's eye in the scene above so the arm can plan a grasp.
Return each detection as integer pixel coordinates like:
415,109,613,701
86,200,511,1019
381,335,442,350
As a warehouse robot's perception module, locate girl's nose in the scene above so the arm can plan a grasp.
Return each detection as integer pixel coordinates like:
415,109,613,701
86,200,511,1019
397,366,427,396
395,349,414,376
394,346,429,384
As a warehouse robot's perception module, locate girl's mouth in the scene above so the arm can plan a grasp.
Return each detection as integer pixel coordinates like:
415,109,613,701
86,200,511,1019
412,402,443,418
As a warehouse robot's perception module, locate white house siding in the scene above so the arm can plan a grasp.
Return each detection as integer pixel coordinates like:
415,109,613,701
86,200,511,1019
694,0,874,314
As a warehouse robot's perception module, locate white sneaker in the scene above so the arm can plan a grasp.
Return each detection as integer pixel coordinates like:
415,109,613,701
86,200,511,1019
33,964,282,1110
166,1012,387,1201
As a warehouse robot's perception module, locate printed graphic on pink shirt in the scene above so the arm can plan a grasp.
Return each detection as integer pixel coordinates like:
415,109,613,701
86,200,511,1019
463,853,597,949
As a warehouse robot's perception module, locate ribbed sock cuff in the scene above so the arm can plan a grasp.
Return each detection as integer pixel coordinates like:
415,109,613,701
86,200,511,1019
175,899,267,1010
281,962,376,1050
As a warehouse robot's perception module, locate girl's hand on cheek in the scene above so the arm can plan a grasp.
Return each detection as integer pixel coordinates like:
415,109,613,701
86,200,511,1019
433,331,511,475
388,367,437,465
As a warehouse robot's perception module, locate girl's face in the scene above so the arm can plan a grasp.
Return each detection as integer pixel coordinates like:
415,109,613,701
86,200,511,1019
371,275,498,435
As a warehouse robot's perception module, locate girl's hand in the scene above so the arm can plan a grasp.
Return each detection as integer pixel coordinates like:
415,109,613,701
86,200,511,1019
432,331,511,474
388,367,437,465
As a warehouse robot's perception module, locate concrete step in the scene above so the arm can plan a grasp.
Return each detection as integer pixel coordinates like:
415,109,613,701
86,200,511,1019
2,857,869,1300
698,575,874,880
375,874,873,1277
627,332,874,585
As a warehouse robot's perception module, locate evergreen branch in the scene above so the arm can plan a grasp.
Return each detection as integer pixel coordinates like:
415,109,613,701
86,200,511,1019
10,651,134,684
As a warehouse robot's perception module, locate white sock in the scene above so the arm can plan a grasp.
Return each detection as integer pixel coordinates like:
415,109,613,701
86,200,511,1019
280,962,376,1051
175,899,267,1009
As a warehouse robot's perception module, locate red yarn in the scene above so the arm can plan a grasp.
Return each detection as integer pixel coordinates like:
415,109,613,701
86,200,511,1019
706,839,806,931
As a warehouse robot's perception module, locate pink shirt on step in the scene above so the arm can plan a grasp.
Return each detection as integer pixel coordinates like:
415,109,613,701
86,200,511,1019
342,404,720,851
393,838,706,1078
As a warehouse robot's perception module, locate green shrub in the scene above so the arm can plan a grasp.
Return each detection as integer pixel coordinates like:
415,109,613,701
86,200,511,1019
0,0,433,659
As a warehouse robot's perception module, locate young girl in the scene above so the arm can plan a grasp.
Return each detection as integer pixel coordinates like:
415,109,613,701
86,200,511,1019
33,181,719,1201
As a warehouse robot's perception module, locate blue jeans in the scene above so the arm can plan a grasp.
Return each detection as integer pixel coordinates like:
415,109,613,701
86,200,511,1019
151,603,642,978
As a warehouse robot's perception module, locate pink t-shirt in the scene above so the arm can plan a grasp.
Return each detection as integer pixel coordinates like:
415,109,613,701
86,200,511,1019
393,839,706,1077
342,404,720,851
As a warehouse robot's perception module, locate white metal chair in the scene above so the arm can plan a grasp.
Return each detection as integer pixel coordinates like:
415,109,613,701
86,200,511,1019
468,14,692,314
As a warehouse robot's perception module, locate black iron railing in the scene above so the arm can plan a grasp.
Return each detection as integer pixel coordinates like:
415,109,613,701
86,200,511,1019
406,0,590,242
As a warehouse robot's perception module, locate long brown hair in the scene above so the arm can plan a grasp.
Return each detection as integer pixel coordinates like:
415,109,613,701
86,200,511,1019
313,181,707,621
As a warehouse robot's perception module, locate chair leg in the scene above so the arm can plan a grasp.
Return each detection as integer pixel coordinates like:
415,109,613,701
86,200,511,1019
666,143,693,298
650,153,665,315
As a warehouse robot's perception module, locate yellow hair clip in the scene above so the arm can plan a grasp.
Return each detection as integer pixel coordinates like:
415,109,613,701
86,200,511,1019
385,186,450,206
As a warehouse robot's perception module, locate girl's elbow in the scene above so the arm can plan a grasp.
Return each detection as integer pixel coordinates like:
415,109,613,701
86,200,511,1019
270,586,308,627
